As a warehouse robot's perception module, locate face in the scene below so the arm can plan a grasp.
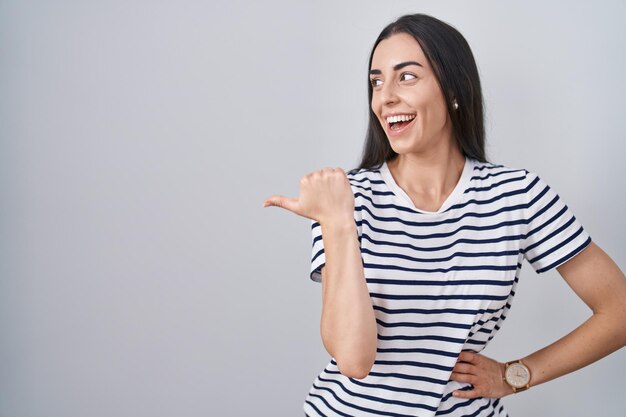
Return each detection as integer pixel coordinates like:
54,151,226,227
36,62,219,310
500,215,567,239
369,32,453,155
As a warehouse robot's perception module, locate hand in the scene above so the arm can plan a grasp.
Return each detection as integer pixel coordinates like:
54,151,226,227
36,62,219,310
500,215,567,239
263,167,355,226
450,351,514,399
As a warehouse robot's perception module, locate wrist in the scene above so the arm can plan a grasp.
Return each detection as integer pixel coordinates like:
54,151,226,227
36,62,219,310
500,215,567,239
503,359,532,394
320,217,356,233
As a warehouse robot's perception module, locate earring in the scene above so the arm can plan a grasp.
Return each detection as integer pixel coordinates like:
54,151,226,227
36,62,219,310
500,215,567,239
453,99,459,110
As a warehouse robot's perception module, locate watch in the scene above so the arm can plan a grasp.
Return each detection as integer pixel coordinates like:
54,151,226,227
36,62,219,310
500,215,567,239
503,359,531,393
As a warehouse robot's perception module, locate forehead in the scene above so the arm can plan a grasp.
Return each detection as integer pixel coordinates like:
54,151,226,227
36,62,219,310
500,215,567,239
370,32,431,71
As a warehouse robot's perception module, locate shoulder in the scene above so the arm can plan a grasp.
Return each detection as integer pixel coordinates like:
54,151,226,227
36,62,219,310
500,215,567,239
346,165,381,179
467,159,529,191
469,159,543,189
344,165,383,191
464,160,554,209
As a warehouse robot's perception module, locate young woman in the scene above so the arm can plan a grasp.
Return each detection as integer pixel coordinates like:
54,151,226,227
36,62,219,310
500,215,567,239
263,13,626,417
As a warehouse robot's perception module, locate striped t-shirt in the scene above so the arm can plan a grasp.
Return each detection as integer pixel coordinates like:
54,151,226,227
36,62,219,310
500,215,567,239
303,157,591,417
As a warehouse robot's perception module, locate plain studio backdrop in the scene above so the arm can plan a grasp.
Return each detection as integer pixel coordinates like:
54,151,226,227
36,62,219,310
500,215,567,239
1,1,624,416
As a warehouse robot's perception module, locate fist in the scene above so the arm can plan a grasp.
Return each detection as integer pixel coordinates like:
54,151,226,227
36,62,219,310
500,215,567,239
263,167,355,226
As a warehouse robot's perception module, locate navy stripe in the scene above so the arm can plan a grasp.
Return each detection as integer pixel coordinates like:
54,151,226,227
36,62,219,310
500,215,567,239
356,200,528,228
527,217,577,260
307,393,352,417
361,247,519,264
378,334,466,344
349,174,539,217
438,385,473,403
373,305,504,316
437,398,494,416
528,221,580,264
318,376,439,412
370,292,510,301
366,370,449,386
364,263,517,273
367,278,516,287
470,169,524,181
376,347,460,358
473,164,505,171
312,248,324,264
360,217,528,241
327,366,449,385
374,360,453,374
304,399,329,417
346,376,442,398
347,175,383,184
350,182,396,196
463,174,525,193
536,235,591,273
376,318,471,330
311,383,419,417
525,203,567,248
310,177,540,232
446,175,541,212
525,196,561,237
361,232,525,253
352,178,540,227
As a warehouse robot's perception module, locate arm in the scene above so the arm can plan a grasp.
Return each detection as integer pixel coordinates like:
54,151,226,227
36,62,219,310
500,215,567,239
263,167,377,379
451,242,626,398
520,242,626,387
319,221,378,379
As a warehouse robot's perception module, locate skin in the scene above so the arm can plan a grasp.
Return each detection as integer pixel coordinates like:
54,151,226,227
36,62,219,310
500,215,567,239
263,168,377,378
263,32,626,397
369,32,466,211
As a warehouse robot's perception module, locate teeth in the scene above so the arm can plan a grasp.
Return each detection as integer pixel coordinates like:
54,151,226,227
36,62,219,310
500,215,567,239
386,114,415,124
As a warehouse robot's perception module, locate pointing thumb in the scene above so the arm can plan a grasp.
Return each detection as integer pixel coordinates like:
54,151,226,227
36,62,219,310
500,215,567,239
263,195,300,214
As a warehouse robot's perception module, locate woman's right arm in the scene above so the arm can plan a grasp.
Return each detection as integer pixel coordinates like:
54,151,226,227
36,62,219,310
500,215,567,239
319,220,377,379
263,167,378,379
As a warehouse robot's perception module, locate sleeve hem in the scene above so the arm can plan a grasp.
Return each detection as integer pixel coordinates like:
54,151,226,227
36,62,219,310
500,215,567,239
535,236,592,274
310,264,324,283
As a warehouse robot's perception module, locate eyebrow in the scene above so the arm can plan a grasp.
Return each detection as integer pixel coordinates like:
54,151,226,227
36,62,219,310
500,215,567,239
369,61,423,75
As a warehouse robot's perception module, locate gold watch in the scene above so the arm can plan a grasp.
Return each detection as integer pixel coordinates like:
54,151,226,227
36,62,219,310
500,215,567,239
503,359,531,393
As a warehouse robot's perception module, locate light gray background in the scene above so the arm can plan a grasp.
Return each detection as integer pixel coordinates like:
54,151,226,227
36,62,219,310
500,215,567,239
1,1,624,416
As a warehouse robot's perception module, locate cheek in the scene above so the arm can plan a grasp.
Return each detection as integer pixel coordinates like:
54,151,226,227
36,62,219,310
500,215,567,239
421,98,448,127
371,97,384,123
370,95,380,113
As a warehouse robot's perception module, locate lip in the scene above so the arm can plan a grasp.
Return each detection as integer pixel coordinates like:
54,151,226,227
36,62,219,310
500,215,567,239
383,114,416,137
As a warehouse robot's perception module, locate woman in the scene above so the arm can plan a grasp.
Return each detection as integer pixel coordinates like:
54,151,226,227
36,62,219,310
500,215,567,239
263,14,626,417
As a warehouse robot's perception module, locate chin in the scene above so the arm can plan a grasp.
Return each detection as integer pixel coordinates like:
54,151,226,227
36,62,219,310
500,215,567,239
387,139,421,156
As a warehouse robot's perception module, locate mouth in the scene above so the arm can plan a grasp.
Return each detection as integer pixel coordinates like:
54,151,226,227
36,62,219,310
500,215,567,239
385,113,416,134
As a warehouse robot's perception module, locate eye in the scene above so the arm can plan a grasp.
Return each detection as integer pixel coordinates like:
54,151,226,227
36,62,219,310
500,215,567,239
400,72,417,82
370,78,383,87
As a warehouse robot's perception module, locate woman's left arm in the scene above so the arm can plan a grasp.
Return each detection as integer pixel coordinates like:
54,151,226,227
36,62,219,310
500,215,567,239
450,241,626,399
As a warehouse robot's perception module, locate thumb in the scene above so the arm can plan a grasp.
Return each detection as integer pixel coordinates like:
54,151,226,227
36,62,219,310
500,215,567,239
263,195,300,214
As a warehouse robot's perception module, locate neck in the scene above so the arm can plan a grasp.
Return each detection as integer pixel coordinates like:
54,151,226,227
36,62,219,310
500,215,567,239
387,144,466,211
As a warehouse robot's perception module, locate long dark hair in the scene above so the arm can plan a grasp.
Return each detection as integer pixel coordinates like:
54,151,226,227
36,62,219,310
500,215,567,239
357,14,487,170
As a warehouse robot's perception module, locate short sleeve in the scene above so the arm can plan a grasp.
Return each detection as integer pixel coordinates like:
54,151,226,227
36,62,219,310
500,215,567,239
522,171,592,274
308,176,364,283
310,220,325,283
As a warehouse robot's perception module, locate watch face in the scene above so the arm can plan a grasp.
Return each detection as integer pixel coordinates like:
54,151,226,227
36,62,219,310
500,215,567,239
505,363,530,388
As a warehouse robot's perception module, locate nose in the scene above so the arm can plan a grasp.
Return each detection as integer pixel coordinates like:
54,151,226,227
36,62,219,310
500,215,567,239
379,80,399,105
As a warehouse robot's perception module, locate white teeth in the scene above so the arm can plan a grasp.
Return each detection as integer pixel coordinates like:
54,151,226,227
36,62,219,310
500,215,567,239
386,114,415,124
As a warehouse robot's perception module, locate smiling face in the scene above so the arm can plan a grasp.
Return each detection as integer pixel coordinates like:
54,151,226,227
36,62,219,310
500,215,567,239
369,32,454,156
